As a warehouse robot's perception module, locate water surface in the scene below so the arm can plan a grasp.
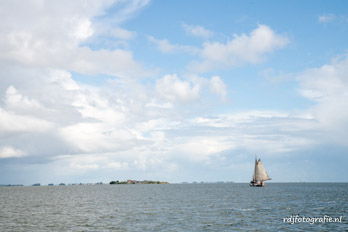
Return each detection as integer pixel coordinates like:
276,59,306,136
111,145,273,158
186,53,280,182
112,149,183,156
0,183,347,231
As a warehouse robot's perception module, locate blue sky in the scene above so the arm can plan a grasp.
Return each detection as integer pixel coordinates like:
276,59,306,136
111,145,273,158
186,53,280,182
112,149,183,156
0,0,348,185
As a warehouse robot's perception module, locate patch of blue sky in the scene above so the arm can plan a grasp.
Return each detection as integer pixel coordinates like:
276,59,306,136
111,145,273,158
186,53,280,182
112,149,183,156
71,72,114,86
79,35,124,51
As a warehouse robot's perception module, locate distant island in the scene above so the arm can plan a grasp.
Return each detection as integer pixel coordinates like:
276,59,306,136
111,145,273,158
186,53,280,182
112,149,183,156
109,180,169,185
0,184,24,187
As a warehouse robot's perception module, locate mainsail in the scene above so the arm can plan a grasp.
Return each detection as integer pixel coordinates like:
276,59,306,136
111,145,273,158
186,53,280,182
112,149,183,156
253,159,271,181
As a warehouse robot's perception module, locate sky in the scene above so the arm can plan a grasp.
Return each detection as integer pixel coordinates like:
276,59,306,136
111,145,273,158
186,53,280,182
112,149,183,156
1,0,348,185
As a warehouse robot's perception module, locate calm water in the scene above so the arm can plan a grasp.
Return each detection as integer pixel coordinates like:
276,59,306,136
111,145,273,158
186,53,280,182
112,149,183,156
0,183,347,231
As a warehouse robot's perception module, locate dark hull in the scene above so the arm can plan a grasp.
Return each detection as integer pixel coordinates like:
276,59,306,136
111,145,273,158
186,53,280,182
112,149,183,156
249,181,265,187
249,183,264,187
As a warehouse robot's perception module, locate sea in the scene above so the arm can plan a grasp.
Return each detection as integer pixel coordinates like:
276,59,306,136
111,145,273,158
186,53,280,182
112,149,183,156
0,183,347,231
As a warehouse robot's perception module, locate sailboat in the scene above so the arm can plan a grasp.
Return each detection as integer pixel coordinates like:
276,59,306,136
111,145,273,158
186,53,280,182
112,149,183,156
250,158,271,187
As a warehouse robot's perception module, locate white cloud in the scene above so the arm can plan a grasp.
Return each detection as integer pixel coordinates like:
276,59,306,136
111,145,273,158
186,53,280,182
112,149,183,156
0,146,25,158
318,14,348,24
105,0,150,25
0,107,54,133
71,88,125,124
148,36,177,53
62,155,128,171
156,74,201,102
59,122,138,153
182,23,214,38
0,0,148,78
0,59,324,172
148,25,288,72
112,27,136,40
210,76,227,100
318,14,336,23
5,86,43,110
148,36,198,54
191,25,288,72
156,74,228,103
189,111,318,155
49,70,80,91
297,55,348,145
73,18,94,40
175,136,233,161
3,37,144,78
107,161,129,169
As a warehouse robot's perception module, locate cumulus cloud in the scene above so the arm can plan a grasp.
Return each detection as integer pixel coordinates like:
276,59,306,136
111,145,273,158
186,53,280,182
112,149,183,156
0,1,160,153
5,86,43,111
0,1,153,180
0,0,148,78
0,107,54,133
191,25,289,72
148,25,288,72
156,74,228,103
60,123,138,153
175,136,233,161
210,76,227,100
156,74,201,102
0,67,161,170
182,23,214,38
297,55,348,145
0,58,327,177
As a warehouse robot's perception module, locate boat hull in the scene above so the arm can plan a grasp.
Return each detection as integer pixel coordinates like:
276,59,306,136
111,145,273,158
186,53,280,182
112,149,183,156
249,183,264,187
249,181,265,187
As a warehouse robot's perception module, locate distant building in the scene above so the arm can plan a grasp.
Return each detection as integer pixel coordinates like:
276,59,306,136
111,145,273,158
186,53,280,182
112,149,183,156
127,180,137,184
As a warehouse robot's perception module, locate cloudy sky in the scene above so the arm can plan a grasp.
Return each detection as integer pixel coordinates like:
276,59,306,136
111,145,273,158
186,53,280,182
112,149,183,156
1,0,348,184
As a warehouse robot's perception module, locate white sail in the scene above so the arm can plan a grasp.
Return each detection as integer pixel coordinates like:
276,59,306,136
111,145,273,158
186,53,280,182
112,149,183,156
253,159,271,181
